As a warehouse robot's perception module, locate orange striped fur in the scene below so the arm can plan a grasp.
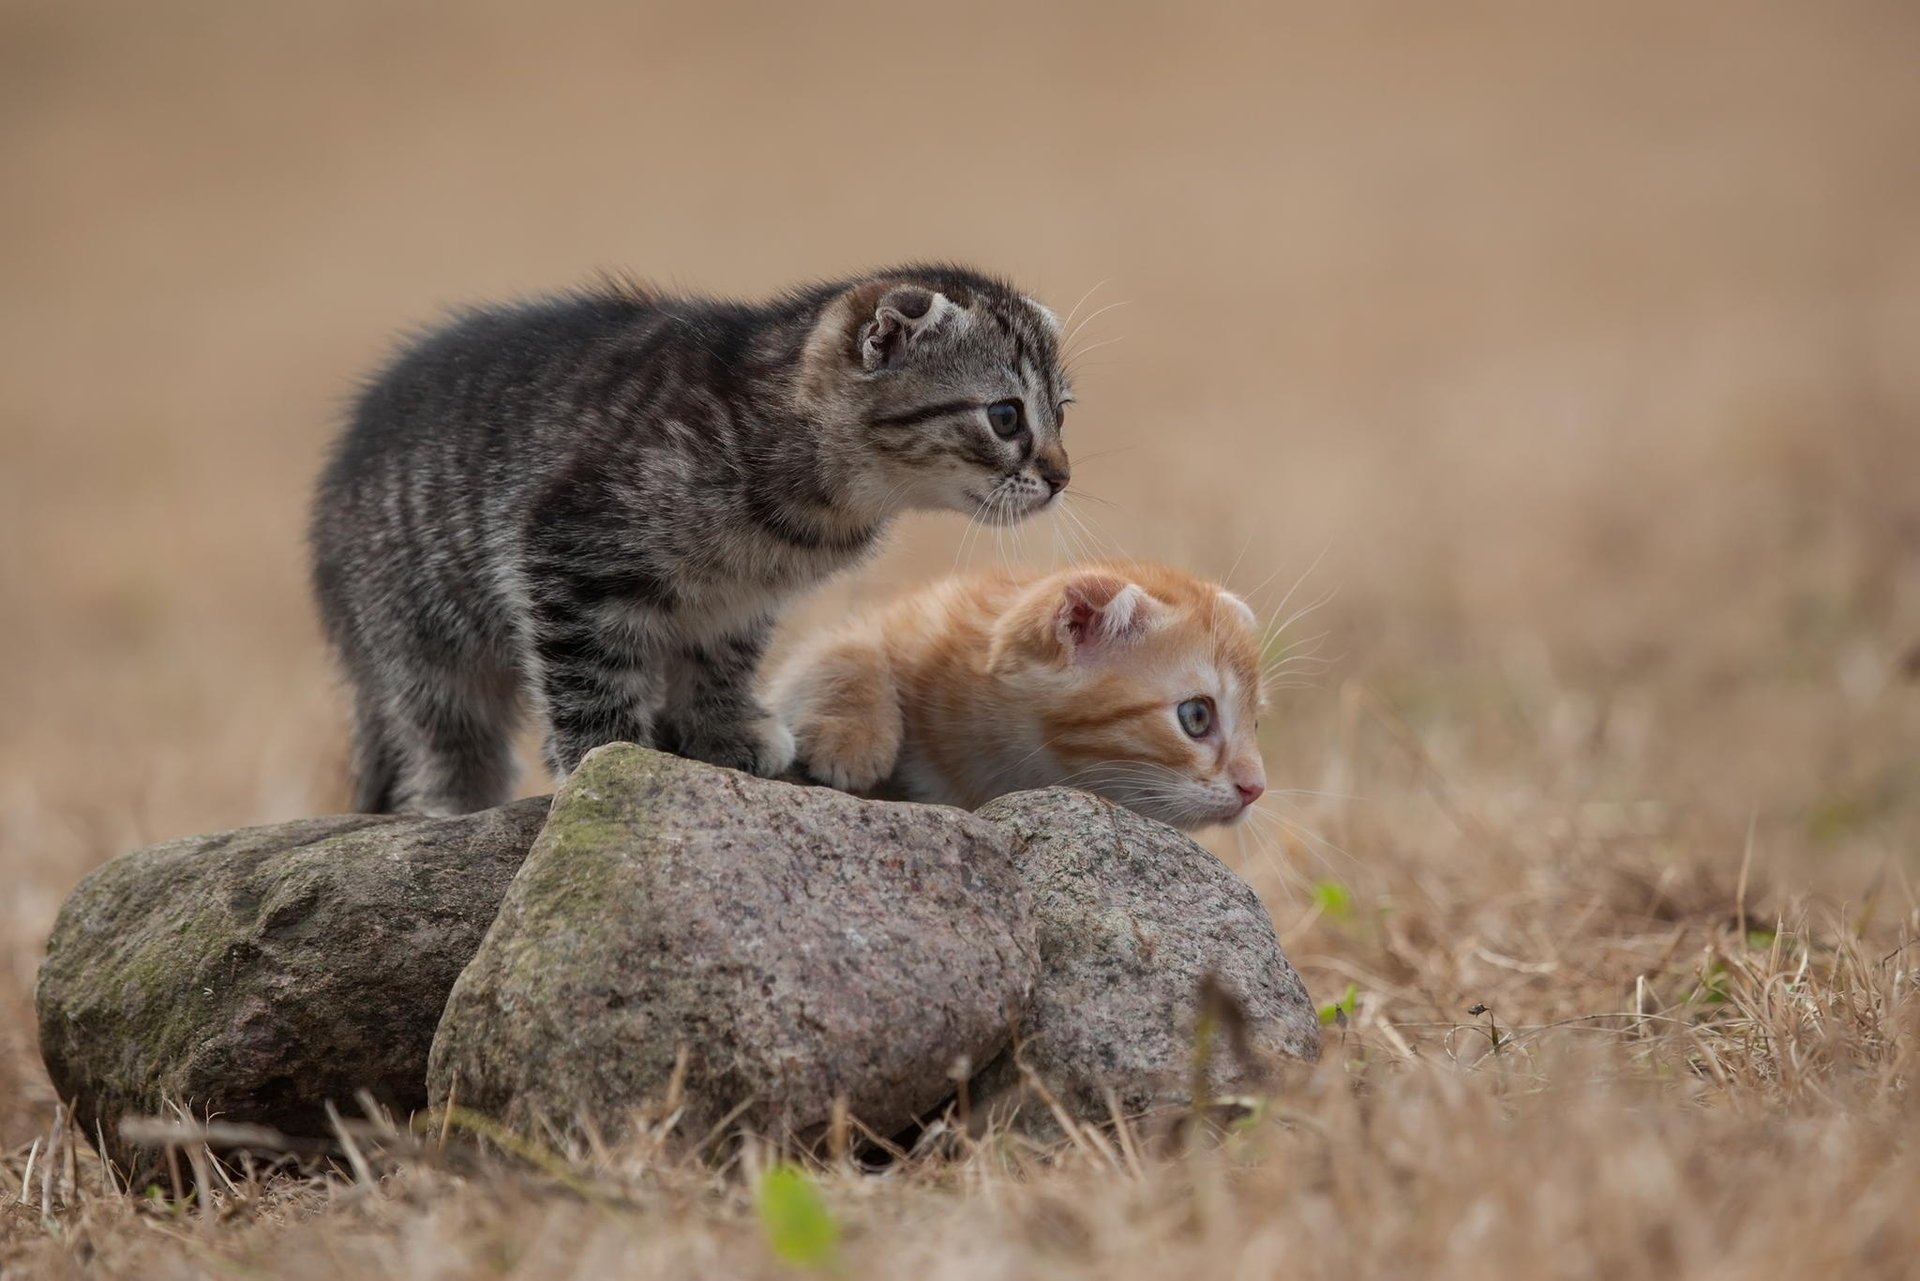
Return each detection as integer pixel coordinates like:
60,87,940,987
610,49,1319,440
767,562,1268,829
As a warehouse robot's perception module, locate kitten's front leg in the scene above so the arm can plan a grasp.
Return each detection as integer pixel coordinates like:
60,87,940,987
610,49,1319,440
658,625,795,777
534,609,664,778
770,637,904,794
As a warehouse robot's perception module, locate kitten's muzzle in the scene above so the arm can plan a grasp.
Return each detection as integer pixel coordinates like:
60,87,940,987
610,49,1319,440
1035,446,1071,497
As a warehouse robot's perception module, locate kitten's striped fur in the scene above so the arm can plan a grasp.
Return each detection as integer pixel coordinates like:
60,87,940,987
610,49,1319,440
768,562,1269,830
311,265,1071,815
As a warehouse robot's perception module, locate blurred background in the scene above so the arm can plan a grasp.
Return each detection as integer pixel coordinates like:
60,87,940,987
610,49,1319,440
3,2,1916,1148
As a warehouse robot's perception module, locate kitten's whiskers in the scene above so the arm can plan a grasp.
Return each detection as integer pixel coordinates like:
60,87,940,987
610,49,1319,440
1063,299,1130,356
1057,279,1108,340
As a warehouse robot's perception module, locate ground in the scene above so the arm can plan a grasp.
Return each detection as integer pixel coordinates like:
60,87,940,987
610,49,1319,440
3,2,1918,1277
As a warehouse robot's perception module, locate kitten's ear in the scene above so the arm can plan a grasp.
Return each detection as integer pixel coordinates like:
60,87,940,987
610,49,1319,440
1217,590,1257,630
858,284,963,371
1055,572,1154,658
1023,295,1062,333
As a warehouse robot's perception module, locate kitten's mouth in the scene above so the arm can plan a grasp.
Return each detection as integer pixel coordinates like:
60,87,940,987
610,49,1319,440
1175,792,1260,830
967,484,1049,527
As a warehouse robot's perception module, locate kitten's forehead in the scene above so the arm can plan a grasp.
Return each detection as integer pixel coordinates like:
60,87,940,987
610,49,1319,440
1128,621,1258,708
925,281,1069,405
1179,594,1264,706
983,293,1065,373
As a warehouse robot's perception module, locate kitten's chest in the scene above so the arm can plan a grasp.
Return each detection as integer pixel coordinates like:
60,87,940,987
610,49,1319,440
603,530,860,640
706,528,867,600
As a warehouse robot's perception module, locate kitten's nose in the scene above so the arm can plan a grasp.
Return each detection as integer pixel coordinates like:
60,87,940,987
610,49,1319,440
1235,781,1265,807
1035,447,1070,497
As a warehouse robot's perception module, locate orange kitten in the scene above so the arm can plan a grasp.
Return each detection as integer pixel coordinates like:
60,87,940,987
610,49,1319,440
768,562,1268,830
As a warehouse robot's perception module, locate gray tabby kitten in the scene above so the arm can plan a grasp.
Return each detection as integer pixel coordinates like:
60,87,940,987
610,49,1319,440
311,265,1072,815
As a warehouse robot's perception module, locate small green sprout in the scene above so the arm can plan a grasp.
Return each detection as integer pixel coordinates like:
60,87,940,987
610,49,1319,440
1318,982,1358,1025
757,1162,842,1272
1311,880,1353,922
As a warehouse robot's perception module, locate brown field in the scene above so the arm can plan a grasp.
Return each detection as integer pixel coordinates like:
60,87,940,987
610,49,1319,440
4,2,1919,1276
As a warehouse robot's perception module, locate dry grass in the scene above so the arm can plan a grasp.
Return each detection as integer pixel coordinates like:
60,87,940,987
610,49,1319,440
4,851,1916,1278
4,1,1919,1277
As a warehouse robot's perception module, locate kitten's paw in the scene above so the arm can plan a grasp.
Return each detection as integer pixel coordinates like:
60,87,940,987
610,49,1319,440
677,716,795,778
753,716,797,778
797,718,898,794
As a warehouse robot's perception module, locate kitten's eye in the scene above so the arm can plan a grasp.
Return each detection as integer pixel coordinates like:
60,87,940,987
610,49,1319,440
986,400,1025,438
1177,697,1213,739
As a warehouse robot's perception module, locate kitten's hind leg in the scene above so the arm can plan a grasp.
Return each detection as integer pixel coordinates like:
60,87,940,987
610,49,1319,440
381,659,522,816
770,638,902,794
657,624,796,778
348,687,403,814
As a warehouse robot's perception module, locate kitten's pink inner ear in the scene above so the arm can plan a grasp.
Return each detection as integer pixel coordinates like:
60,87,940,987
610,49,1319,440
1056,578,1150,657
1063,597,1101,646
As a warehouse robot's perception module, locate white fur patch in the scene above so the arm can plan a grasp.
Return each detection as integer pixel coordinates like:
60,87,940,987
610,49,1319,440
1105,583,1149,636
918,291,967,335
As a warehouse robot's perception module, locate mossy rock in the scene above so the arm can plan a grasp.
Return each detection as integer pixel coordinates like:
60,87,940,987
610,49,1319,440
428,743,1037,1144
35,799,550,1181
37,746,1309,1176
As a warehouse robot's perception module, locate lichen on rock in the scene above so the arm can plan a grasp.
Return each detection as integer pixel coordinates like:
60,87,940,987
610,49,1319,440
427,743,1038,1145
971,789,1321,1130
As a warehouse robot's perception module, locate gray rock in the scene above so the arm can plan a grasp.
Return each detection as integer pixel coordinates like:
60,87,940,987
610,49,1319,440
427,743,1036,1144
972,789,1320,1129
35,799,551,1180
